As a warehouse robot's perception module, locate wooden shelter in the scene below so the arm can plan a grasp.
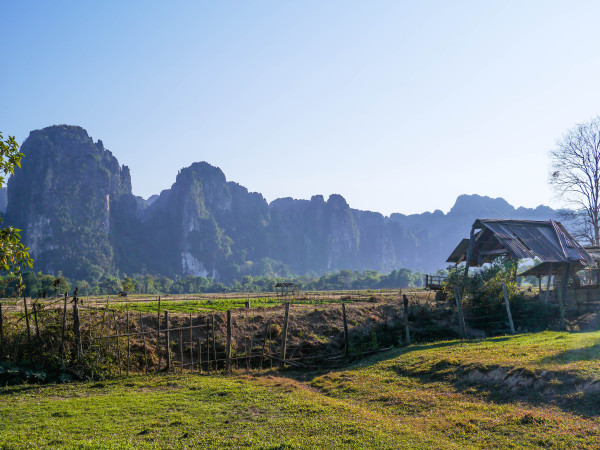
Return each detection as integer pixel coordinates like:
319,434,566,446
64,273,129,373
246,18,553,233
447,219,595,296
275,282,298,297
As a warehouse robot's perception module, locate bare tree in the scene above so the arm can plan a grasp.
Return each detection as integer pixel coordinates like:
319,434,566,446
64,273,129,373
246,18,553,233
550,116,600,245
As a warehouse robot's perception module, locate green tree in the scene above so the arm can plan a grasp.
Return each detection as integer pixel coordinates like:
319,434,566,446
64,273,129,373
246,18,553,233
121,276,136,294
0,132,33,286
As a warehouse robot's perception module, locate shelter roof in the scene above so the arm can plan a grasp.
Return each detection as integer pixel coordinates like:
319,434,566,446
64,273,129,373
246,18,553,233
447,219,595,269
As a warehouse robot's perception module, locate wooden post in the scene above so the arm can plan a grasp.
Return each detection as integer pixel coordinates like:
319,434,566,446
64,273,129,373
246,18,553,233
280,303,290,368
157,296,162,370
545,265,553,304
0,302,3,358
269,318,273,370
165,310,171,371
226,310,232,373
126,303,130,376
141,311,147,374
205,315,210,373
189,313,193,372
453,286,467,338
115,311,122,376
179,326,183,370
342,303,349,357
198,338,202,373
211,314,217,370
538,276,542,294
403,294,411,345
60,292,68,364
501,283,516,334
23,296,31,354
73,296,83,362
261,319,270,370
461,226,476,297
558,264,570,330
33,302,41,342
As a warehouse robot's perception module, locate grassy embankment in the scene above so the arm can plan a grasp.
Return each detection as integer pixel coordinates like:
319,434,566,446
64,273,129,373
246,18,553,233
2,331,600,448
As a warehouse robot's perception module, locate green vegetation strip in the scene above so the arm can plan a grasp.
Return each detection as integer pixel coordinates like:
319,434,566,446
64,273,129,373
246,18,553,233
110,296,351,313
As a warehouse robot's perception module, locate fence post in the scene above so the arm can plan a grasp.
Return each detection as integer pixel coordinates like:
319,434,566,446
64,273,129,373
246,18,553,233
198,338,202,373
157,296,162,370
280,303,290,368
23,296,32,355
342,303,349,357
126,303,130,376
501,283,516,334
165,310,171,371
114,311,122,376
205,315,211,373
403,294,411,345
261,319,270,369
33,302,41,342
0,303,3,358
141,311,147,374
211,314,217,371
189,313,193,372
73,295,83,362
226,310,232,373
453,286,467,338
60,292,68,364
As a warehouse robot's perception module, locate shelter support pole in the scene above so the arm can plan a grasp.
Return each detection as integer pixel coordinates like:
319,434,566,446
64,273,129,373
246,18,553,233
501,283,516,334
558,264,570,330
545,264,553,304
453,286,467,338
461,226,476,299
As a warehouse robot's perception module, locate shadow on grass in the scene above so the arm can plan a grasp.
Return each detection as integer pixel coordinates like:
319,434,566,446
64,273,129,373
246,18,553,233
285,332,600,418
538,341,600,365
384,359,600,418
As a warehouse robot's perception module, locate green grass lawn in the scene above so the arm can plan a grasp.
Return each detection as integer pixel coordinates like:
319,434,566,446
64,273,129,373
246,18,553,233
2,331,600,449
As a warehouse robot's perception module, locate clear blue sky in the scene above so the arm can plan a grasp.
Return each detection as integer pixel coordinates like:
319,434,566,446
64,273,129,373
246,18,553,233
2,1,600,215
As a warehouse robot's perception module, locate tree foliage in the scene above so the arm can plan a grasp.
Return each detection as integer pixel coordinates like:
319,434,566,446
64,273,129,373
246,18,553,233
0,132,33,284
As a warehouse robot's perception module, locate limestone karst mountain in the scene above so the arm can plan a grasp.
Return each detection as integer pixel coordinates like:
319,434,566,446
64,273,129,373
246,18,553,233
5,125,558,281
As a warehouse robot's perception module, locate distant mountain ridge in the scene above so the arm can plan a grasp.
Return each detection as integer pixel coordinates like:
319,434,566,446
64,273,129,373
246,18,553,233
5,125,559,280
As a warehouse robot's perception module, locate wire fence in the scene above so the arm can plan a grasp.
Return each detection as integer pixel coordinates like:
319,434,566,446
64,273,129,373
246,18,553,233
1,285,599,383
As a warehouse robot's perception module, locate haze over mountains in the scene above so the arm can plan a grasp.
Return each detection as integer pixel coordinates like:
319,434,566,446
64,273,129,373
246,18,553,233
4,125,558,282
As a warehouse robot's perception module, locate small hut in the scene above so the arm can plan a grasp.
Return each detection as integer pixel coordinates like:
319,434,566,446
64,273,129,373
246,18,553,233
447,219,595,294
275,282,298,297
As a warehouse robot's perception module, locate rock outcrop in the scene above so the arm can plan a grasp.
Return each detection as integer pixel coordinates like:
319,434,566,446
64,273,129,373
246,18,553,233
5,125,560,280
7,125,134,279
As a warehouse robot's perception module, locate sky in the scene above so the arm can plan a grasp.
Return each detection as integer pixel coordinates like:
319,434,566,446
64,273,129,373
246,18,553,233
2,1,600,215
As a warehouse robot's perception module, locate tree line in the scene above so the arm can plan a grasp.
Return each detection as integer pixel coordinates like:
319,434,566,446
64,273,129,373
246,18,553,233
0,268,425,298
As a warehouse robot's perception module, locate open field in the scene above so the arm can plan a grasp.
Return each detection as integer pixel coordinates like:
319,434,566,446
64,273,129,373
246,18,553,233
2,330,600,449
0,290,418,314
92,290,413,314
